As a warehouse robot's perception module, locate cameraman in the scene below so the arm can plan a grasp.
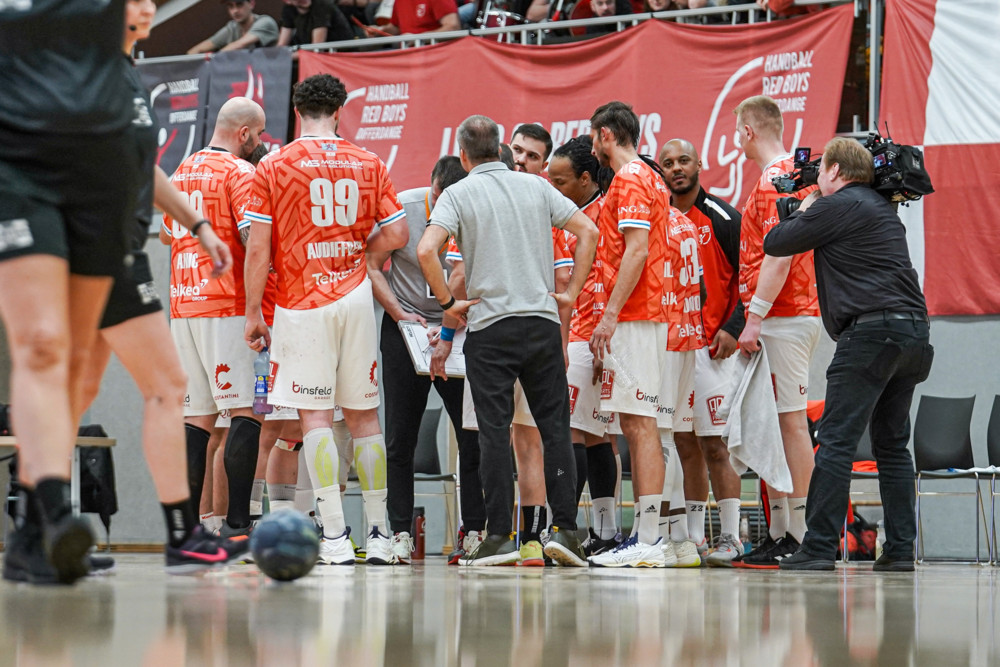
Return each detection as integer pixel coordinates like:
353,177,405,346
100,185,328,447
763,137,932,572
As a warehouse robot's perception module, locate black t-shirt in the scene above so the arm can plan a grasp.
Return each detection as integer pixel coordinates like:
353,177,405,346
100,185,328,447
125,57,158,250
763,182,927,339
281,0,353,45
0,0,132,135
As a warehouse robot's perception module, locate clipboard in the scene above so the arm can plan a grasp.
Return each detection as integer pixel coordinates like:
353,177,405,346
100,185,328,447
398,319,467,378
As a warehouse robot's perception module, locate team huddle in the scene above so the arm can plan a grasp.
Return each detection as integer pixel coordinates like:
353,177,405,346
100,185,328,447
154,71,821,571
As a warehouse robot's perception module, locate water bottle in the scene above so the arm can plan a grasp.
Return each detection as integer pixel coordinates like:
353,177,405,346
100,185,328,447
253,348,273,415
740,515,752,554
412,507,426,561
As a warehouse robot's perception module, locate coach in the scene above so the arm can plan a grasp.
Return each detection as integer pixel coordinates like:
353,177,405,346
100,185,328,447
417,115,598,566
765,137,933,572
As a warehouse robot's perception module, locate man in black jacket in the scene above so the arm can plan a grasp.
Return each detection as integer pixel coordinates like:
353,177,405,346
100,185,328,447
764,137,933,572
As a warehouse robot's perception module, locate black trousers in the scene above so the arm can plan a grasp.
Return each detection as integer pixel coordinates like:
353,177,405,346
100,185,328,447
801,318,933,559
464,316,578,536
381,313,486,534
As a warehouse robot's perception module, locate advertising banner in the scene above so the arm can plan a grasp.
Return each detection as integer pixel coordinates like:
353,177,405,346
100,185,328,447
137,57,211,176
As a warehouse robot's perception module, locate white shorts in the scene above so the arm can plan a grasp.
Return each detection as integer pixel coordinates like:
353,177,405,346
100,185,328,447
693,346,740,436
760,315,822,413
215,404,332,429
567,341,617,437
171,316,256,416
598,321,668,420
462,378,536,430
269,279,380,411
656,350,696,432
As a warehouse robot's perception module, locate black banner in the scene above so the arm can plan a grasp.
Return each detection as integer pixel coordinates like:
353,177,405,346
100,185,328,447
137,58,211,176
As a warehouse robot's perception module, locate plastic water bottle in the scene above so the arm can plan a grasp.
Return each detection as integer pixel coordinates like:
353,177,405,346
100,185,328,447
740,515,752,554
253,348,273,415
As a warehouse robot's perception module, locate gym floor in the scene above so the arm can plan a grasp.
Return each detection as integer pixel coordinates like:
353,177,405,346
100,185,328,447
1,556,997,666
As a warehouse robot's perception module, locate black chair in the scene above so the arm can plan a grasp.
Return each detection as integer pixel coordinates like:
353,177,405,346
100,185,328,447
985,396,1000,565
413,408,458,547
913,395,989,563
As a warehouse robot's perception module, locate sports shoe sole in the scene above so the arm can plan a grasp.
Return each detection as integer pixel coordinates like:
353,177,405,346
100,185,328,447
588,559,666,568
543,543,587,567
44,516,94,584
733,561,779,570
459,553,521,566
705,555,739,568
673,557,702,568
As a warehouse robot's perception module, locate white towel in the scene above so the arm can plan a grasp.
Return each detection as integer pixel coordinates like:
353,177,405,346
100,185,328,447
716,343,793,493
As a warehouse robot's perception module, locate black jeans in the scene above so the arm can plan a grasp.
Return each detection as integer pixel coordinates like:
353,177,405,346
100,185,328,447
464,316,578,536
381,313,486,534
801,318,933,559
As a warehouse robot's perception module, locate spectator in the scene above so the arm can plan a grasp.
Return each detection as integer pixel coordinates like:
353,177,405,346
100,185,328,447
586,0,632,35
277,0,355,45
756,0,825,17
381,0,460,34
188,0,279,54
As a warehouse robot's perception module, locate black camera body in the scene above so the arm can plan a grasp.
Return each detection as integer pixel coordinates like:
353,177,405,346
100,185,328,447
772,147,822,194
864,131,934,203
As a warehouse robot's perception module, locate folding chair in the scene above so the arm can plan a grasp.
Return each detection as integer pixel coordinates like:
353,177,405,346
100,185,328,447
985,396,1000,565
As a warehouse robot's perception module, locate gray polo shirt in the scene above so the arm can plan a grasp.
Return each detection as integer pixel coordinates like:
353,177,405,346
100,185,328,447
387,186,450,324
210,14,279,50
429,162,578,332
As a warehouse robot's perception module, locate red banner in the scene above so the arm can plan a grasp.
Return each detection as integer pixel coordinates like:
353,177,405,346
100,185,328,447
300,5,853,207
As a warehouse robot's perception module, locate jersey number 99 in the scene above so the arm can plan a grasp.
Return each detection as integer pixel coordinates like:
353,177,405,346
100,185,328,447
310,178,359,227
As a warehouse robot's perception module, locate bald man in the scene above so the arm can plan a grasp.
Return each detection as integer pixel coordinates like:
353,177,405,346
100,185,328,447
659,138,746,566
160,98,269,539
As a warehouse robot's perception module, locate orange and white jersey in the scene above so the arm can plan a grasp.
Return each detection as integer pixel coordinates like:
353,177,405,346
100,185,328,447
243,136,404,310
568,192,604,342
446,228,572,271
164,148,254,318
594,159,670,324
664,206,705,351
739,156,819,317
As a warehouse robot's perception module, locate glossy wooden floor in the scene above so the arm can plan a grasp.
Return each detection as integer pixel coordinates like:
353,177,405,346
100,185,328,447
1,556,998,666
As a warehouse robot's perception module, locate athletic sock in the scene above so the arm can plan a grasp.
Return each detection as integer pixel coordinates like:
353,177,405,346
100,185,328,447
362,489,389,535
659,503,671,542
250,479,265,511
573,443,588,504
295,448,315,513
630,503,640,538
332,420,353,487
267,483,297,513
314,484,346,536
303,428,344,535
788,496,808,542
586,442,617,512
769,497,789,541
223,416,261,528
718,498,741,539
184,424,211,511
162,499,198,548
669,483,689,542
521,505,546,544
353,434,389,533
591,497,618,540
637,494,662,545
686,500,707,545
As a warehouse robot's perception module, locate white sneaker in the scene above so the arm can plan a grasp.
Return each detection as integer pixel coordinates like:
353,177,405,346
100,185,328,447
660,538,679,567
705,534,743,567
391,531,415,564
365,527,397,565
673,539,702,567
318,529,355,565
462,530,485,555
588,535,666,568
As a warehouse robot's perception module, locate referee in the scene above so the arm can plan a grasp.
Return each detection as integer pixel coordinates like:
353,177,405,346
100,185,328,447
417,115,598,567
765,137,933,572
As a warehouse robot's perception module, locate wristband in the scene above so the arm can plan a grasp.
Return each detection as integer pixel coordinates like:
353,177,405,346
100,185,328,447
439,326,456,342
748,295,773,319
439,295,456,311
191,220,211,237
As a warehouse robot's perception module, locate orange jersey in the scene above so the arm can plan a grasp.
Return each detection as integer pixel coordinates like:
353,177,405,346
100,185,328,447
739,156,819,317
664,207,705,351
595,159,670,324
164,148,254,318
568,193,604,342
243,136,404,310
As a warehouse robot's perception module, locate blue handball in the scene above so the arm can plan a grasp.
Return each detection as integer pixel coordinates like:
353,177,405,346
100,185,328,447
249,509,320,581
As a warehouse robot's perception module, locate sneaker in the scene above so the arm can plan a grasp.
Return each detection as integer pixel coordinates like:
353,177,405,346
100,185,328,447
542,526,587,567
733,534,779,569
318,528,356,565
705,534,743,567
461,530,485,557
739,533,800,569
872,553,915,572
693,537,709,557
165,527,232,574
673,539,702,567
778,549,835,571
391,531,415,564
448,526,468,565
219,520,254,541
2,524,59,585
87,553,116,576
589,534,666,568
365,527,397,565
215,532,251,563
351,532,366,564
660,539,678,567
41,513,94,584
582,529,623,557
519,540,545,567
459,533,521,566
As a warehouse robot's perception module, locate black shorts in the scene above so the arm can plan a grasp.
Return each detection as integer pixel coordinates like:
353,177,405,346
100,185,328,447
0,125,138,277
100,250,163,329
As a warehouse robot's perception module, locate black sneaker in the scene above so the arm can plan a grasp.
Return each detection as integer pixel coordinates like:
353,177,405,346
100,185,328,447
2,523,59,585
87,553,116,576
873,553,915,572
458,533,521,566
542,526,587,567
41,513,94,584
582,528,623,557
165,526,237,574
735,534,792,570
777,548,835,571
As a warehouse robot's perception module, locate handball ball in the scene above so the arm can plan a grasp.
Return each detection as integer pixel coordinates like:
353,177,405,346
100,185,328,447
249,509,320,581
